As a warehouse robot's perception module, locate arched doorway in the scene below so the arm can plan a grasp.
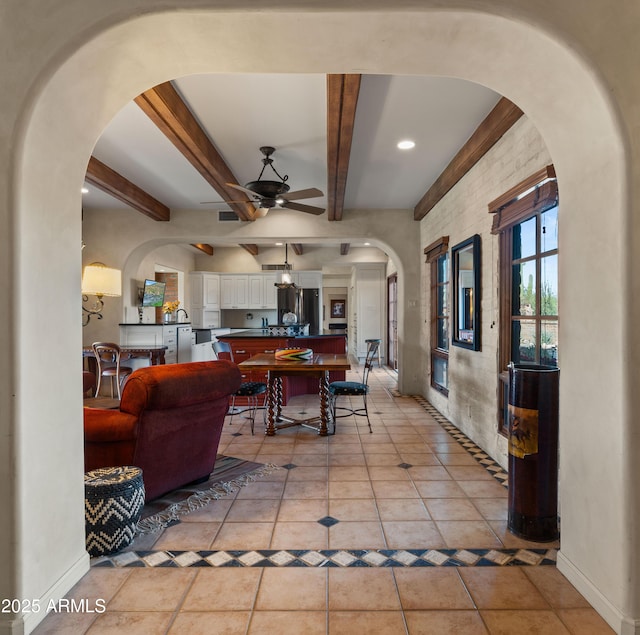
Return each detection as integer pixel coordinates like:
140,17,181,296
6,5,633,632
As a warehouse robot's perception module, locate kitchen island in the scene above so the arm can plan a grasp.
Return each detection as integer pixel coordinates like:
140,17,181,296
217,329,345,339
216,331,347,405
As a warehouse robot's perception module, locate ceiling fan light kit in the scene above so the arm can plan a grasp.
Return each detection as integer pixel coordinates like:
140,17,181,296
226,146,325,216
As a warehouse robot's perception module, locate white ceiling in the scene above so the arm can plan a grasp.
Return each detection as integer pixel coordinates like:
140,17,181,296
84,73,500,234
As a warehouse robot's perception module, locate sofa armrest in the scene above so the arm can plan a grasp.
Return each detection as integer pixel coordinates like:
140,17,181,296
84,408,137,443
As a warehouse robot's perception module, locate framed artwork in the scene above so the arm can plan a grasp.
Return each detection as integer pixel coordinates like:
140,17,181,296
330,299,346,318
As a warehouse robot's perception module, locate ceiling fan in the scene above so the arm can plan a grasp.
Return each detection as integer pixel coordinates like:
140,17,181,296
202,146,325,216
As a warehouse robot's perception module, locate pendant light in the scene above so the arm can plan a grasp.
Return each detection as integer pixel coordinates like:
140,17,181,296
274,243,297,289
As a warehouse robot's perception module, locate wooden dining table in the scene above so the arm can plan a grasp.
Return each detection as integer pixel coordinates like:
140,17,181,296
238,352,351,436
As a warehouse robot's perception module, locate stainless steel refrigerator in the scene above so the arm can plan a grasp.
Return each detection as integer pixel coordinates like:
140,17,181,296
277,287,320,335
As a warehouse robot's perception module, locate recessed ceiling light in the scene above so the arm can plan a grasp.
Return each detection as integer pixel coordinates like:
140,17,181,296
397,140,415,150
275,242,283,246
364,242,371,246
81,187,89,194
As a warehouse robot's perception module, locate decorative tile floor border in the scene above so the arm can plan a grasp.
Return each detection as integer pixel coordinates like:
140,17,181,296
93,547,557,569
92,390,556,568
411,395,509,488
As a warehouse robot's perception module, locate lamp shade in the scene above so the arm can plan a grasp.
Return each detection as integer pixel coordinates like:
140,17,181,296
81,263,122,297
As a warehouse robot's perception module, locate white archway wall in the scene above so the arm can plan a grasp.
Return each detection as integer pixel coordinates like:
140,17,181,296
4,4,638,633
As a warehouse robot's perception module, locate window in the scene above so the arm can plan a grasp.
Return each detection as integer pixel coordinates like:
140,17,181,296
425,237,449,395
509,208,558,366
490,166,558,433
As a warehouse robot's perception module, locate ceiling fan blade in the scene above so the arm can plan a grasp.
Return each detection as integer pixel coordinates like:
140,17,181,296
281,201,325,215
226,182,263,198
280,187,324,201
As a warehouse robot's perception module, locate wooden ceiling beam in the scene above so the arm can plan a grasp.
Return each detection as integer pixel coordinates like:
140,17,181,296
85,156,170,221
191,243,214,255
134,82,256,222
327,74,361,222
240,244,259,256
340,243,350,255
414,97,524,220
290,243,304,256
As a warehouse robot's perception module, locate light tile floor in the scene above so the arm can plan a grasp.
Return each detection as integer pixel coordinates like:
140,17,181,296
34,366,613,634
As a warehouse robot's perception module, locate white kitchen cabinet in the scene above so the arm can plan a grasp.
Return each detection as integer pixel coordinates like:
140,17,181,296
191,340,216,362
262,273,278,308
162,324,178,364
190,272,220,309
119,323,182,364
191,327,230,362
220,274,249,309
119,324,161,347
190,308,220,329
248,275,262,307
248,273,277,309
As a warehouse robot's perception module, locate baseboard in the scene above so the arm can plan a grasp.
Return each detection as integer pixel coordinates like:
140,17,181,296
557,551,640,635
0,615,22,635
20,551,90,634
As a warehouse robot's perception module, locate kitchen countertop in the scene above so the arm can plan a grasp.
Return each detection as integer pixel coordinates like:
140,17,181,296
120,322,191,326
216,329,347,339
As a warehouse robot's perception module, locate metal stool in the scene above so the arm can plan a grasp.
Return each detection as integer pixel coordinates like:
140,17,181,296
365,338,382,367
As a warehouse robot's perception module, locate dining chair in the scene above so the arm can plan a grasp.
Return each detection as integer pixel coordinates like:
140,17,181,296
364,338,382,367
328,339,379,434
91,342,133,399
212,340,266,435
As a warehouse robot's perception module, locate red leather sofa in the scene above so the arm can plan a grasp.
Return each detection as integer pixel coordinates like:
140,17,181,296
84,360,241,501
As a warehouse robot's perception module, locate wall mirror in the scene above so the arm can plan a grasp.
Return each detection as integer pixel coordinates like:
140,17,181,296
452,234,481,350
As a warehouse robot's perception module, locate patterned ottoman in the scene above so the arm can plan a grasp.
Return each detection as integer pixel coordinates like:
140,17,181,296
84,466,145,557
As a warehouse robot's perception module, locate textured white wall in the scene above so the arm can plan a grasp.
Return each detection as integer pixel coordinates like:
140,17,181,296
421,116,553,470
81,221,197,345
0,3,638,634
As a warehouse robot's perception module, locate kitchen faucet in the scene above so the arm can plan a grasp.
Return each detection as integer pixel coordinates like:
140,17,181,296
175,308,189,321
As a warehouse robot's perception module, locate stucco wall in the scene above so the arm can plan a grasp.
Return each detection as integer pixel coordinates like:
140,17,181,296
421,116,553,470
82,217,197,345
0,3,638,634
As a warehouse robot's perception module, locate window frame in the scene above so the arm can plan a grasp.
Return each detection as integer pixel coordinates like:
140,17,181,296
490,166,558,434
425,236,449,396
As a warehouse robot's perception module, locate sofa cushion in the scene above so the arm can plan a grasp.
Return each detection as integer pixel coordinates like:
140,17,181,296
120,360,241,416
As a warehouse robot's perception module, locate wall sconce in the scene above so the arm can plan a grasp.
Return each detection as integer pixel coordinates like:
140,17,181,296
82,262,121,326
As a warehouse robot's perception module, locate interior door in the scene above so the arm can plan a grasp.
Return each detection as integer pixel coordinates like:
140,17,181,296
387,273,398,370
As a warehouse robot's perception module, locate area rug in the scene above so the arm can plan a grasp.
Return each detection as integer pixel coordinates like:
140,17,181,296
136,455,279,534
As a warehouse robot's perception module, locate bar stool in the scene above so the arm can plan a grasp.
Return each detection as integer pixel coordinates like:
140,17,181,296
365,338,382,367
